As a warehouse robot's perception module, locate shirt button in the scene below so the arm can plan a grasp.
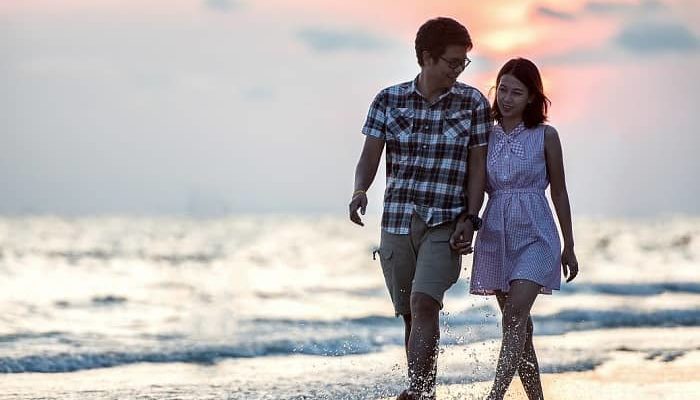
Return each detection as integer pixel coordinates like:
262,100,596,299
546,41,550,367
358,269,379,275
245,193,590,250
422,145,428,149
423,125,429,131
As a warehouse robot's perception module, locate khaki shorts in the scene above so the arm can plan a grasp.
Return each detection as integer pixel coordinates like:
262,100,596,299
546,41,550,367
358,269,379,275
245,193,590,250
377,213,462,316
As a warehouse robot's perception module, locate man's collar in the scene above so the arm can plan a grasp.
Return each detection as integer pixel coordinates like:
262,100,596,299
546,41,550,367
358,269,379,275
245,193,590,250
409,76,420,95
411,75,457,101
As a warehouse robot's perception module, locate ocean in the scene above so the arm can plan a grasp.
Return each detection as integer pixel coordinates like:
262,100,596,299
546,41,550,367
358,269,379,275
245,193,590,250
0,215,698,399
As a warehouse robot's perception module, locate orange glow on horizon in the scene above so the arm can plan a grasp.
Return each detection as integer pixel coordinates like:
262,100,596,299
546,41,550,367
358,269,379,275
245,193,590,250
482,29,539,53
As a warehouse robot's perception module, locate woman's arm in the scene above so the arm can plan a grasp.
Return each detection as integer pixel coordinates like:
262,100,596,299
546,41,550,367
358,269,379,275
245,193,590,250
544,125,579,281
544,125,573,248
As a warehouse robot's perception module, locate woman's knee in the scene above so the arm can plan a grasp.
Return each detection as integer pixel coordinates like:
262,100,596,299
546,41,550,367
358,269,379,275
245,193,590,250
502,302,531,327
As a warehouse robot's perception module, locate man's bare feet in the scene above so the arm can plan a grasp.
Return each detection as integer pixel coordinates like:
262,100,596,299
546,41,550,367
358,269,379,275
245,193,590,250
396,389,436,400
396,389,419,400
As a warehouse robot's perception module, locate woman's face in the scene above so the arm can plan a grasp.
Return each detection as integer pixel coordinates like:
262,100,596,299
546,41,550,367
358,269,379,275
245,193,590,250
496,74,532,120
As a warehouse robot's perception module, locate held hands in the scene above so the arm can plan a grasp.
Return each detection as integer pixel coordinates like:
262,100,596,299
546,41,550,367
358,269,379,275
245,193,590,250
562,246,579,282
450,220,475,255
348,191,368,226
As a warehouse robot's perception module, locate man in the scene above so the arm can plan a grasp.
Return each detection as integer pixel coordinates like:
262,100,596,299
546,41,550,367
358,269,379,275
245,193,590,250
348,17,492,400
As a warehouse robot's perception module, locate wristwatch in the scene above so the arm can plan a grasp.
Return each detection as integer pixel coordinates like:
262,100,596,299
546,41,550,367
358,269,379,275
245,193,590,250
464,214,482,231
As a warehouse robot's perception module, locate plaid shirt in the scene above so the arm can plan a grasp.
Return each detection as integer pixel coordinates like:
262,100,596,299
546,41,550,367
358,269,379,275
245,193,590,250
362,77,492,234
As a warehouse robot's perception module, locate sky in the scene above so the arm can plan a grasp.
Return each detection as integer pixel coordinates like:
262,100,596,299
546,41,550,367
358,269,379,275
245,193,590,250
1,0,699,217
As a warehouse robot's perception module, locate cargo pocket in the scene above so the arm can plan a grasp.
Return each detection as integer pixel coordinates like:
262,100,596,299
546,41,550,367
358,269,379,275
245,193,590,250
377,248,395,302
430,228,461,284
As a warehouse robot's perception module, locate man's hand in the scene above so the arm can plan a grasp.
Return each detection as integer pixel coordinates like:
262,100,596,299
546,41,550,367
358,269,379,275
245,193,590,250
450,220,475,255
349,193,368,226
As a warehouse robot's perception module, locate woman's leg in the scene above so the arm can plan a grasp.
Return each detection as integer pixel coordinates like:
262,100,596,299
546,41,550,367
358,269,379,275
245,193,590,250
487,280,542,400
495,293,543,399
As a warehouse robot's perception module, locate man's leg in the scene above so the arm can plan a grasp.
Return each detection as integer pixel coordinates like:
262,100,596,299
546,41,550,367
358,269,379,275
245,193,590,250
407,292,440,396
396,293,439,400
495,293,543,400
402,313,412,356
378,229,422,399
400,217,460,399
487,280,541,400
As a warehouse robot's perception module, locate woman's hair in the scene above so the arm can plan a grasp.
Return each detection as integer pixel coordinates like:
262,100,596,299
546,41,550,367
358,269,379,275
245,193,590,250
414,17,472,66
492,58,551,128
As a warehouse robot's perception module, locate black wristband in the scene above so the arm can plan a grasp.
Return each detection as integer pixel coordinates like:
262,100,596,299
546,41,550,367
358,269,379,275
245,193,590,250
464,214,482,231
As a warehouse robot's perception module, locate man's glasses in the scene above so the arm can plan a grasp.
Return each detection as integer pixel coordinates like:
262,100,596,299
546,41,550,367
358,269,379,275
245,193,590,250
440,56,471,70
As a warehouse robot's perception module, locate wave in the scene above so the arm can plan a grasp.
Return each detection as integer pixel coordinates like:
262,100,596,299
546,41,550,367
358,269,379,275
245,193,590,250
249,314,402,327
3,306,699,374
53,295,128,309
0,335,387,373
27,249,221,265
534,308,700,334
563,282,700,296
0,331,65,343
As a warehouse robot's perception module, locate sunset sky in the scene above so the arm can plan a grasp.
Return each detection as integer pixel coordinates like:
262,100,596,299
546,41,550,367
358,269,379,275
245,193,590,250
2,0,699,217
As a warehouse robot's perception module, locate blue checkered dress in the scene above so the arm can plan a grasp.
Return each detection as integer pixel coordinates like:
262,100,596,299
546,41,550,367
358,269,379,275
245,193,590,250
362,77,492,234
471,123,562,295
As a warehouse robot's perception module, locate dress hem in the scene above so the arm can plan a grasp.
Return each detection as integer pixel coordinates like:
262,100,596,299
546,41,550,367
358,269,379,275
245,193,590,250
469,286,558,296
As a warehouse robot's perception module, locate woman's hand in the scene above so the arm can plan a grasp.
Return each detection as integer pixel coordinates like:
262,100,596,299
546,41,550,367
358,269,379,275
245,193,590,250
562,247,579,282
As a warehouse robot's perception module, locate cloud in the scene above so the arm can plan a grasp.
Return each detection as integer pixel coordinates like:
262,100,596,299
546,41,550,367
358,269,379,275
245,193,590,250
203,0,242,12
297,28,392,53
584,0,665,14
540,48,615,65
615,22,700,53
536,6,576,21
241,86,275,101
535,0,666,23
540,21,700,64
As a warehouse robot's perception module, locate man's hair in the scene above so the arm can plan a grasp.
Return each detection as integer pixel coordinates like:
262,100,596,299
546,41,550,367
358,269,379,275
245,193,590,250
415,17,472,66
492,58,551,128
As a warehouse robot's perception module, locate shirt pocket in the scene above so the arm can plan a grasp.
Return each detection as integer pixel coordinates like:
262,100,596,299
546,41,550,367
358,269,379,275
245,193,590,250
443,110,472,139
386,108,414,139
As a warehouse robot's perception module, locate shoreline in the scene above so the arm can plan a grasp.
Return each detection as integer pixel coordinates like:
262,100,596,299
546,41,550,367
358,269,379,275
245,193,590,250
425,349,700,400
1,326,699,399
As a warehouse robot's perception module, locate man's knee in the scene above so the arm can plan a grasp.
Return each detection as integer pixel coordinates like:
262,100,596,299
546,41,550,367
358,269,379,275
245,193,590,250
410,292,440,318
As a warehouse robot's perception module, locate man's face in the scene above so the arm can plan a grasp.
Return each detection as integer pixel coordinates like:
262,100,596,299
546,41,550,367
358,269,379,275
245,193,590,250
423,45,469,89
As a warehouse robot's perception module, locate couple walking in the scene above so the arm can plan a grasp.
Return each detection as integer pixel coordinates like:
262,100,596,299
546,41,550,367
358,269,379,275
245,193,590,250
349,17,579,400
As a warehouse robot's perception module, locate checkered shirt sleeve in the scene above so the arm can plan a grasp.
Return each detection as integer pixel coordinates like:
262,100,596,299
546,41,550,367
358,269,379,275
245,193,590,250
469,94,492,148
362,91,387,139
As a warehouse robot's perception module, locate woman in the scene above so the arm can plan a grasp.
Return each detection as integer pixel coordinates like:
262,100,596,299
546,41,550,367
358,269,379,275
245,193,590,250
470,58,579,400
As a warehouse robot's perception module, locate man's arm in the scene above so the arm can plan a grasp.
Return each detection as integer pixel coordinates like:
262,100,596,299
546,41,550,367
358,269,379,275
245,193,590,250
464,145,487,218
450,92,491,253
450,145,486,252
349,136,385,226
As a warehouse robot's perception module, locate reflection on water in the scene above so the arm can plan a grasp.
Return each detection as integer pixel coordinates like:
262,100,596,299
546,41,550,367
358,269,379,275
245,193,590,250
0,215,698,374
